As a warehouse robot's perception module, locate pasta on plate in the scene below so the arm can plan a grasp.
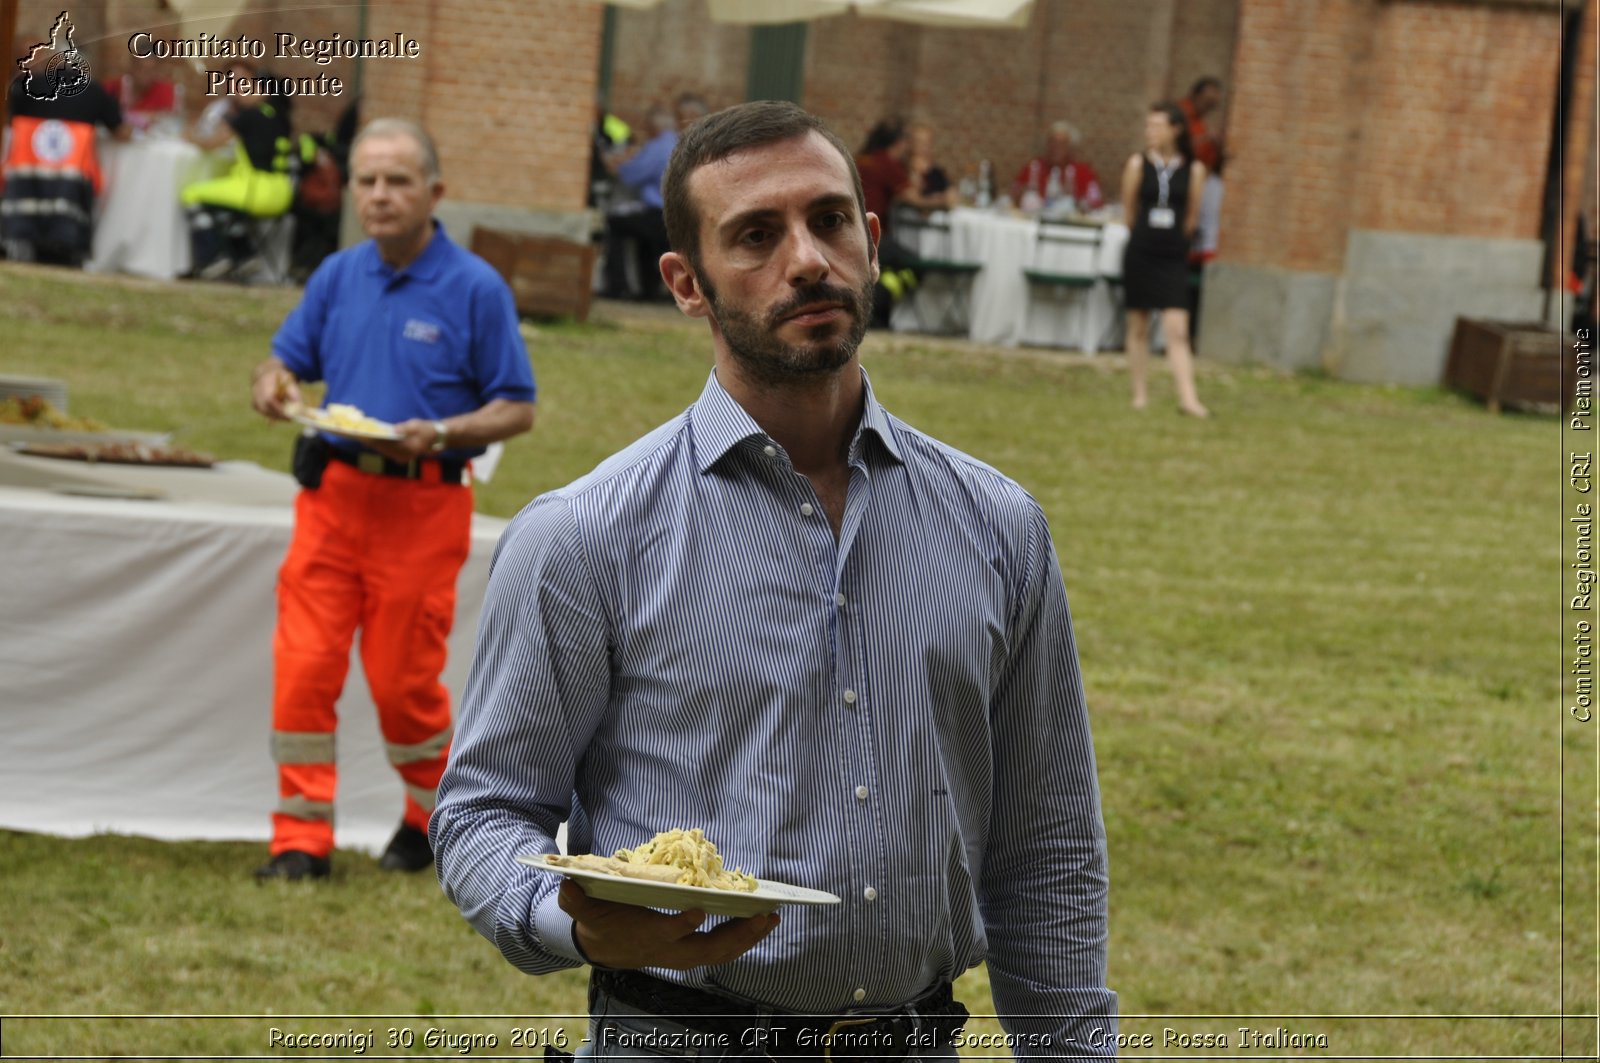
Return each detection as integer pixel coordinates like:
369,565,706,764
547,828,758,892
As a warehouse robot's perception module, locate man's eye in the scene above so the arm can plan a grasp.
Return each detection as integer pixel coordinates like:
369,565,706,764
739,229,770,246
817,212,848,230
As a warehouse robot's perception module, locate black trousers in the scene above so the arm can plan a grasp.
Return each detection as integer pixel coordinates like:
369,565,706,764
603,208,669,300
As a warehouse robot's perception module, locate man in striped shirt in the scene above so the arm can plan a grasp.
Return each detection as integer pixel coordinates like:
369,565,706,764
434,101,1117,1060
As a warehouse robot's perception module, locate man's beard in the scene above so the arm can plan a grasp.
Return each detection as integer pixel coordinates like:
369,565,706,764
700,270,875,389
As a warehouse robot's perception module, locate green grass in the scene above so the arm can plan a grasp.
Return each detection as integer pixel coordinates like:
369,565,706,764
0,264,1588,1059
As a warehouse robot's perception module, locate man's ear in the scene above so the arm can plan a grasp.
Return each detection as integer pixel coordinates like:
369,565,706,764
661,251,709,318
865,211,882,285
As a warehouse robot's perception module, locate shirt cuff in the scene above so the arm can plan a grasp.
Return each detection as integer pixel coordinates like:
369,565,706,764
533,889,587,965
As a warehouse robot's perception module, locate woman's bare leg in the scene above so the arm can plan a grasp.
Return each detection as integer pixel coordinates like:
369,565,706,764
1161,307,1208,417
1127,308,1151,410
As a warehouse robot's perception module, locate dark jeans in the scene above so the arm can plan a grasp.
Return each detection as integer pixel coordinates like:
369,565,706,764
603,207,669,300
869,229,920,329
186,205,253,274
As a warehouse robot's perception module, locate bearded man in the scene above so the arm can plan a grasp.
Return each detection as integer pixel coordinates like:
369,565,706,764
432,100,1116,1061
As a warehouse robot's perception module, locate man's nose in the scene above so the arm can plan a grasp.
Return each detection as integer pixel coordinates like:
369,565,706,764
785,226,829,287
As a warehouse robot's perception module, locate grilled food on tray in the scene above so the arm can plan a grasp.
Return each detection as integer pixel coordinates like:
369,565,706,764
17,440,215,467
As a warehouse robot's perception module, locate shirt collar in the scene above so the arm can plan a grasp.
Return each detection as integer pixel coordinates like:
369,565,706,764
689,366,905,475
363,219,449,281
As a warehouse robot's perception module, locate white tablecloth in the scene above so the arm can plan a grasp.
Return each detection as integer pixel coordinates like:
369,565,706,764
892,207,1129,351
88,137,222,280
0,459,509,855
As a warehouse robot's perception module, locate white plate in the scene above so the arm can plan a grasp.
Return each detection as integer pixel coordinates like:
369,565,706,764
291,408,401,441
518,853,840,918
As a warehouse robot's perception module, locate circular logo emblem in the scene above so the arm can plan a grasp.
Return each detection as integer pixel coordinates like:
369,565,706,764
31,119,75,164
44,49,91,99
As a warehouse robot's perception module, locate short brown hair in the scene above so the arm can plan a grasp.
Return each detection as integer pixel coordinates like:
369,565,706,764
662,100,865,271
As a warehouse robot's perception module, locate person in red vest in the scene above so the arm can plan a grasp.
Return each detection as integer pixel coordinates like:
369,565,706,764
1177,76,1225,173
3,40,129,265
1011,120,1105,211
103,61,180,133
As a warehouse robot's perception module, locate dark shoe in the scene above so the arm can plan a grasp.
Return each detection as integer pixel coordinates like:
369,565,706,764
254,850,330,881
379,823,433,872
197,255,236,281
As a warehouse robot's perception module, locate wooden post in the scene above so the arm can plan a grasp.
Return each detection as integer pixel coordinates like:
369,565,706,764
1,0,18,126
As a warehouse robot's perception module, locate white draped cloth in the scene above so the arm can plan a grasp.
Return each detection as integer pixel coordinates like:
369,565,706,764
0,460,507,855
892,207,1130,351
88,136,221,280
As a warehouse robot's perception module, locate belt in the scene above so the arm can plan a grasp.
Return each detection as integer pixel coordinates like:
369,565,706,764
590,969,967,1062
329,447,466,485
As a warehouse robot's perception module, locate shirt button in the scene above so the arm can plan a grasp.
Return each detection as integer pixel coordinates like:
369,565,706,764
835,592,847,608
863,887,878,902
853,988,866,1002
800,502,814,517
763,445,777,458
855,785,868,800
843,689,857,705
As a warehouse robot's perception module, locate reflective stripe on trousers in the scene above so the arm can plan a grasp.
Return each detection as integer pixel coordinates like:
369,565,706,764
269,460,471,857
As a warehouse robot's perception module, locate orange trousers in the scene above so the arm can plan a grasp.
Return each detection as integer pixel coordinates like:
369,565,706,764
270,460,473,857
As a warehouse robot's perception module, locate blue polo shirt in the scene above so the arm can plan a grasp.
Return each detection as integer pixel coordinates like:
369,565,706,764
617,129,676,209
272,222,536,458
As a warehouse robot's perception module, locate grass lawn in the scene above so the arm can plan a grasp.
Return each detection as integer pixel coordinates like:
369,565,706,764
0,263,1588,1059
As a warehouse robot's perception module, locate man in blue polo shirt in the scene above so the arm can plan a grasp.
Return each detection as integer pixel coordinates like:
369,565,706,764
247,117,536,881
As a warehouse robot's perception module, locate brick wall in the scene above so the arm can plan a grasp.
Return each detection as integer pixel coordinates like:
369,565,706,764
1219,0,1564,276
1560,0,1598,292
804,15,917,155
1350,0,1557,240
1217,0,1375,274
1169,0,1242,111
363,0,600,211
607,0,750,123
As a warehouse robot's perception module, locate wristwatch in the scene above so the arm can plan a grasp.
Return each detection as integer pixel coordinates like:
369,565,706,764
429,420,449,453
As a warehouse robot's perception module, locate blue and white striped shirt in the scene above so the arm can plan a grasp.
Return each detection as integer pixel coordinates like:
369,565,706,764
434,370,1116,1053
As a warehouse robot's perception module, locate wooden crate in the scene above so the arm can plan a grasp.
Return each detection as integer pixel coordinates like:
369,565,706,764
470,228,597,323
1443,318,1571,414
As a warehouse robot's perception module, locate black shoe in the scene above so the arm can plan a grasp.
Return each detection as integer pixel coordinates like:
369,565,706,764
197,255,236,281
254,850,330,881
379,823,433,872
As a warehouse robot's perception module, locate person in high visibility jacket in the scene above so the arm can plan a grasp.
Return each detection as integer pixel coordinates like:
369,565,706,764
247,117,537,881
2,55,129,265
181,61,307,280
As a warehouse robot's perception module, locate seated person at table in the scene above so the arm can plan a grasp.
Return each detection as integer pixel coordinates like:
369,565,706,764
181,61,304,280
1012,120,1105,211
855,117,950,326
599,105,676,301
104,61,180,133
907,121,958,209
2,40,130,266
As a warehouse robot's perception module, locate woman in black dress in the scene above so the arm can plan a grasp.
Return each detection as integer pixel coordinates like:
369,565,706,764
1121,102,1209,417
